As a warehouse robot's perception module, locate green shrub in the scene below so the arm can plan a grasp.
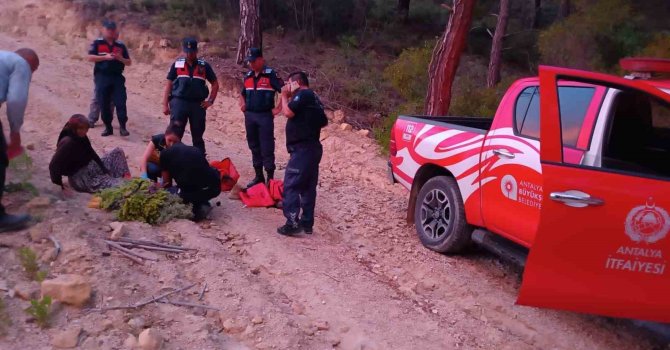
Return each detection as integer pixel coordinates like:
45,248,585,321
17,247,47,282
383,42,433,102
24,296,51,329
98,179,192,225
638,32,670,59
539,0,646,71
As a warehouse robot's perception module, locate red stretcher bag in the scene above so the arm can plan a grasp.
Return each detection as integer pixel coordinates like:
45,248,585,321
210,158,240,192
268,179,284,201
239,183,275,207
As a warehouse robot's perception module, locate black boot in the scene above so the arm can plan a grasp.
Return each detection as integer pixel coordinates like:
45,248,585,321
101,125,113,137
266,169,274,184
277,222,303,236
192,202,212,222
246,167,265,188
0,213,31,233
119,124,130,137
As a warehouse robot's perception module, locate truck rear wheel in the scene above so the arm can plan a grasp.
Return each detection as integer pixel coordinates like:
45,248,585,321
414,176,472,254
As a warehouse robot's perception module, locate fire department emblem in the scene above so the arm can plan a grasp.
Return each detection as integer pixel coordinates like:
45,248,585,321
500,175,518,201
624,197,670,244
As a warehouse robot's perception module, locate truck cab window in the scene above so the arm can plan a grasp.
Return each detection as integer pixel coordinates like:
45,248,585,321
601,91,670,178
515,86,594,148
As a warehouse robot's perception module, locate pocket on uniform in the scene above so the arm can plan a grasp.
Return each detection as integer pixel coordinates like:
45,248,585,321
286,167,300,175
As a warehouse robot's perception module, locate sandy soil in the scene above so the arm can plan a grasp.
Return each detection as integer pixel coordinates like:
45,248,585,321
0,1,664,349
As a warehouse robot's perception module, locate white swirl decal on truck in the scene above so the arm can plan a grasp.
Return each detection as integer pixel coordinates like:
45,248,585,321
394,125,541,202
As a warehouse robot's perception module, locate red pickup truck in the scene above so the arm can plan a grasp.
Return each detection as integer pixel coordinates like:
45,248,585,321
389,59,670,323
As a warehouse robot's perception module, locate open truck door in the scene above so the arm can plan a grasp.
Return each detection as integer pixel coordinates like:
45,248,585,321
517,65,670,323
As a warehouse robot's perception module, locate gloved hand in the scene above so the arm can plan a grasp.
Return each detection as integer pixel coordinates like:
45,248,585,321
140,172,149,180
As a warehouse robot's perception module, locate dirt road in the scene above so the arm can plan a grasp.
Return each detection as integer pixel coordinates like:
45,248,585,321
0,2,662,349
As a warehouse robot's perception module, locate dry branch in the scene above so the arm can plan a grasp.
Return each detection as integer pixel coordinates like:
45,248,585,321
158,299,221,311
118,237,196,251
105,241,144,264
105,240,158,261
49,236,61,260
95,283,198,311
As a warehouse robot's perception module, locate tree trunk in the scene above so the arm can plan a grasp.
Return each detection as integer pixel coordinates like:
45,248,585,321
424,0,476,116
398,0,410,22
558,0,570,19
236,0,262,65
487,0,510,88
529,0,541,28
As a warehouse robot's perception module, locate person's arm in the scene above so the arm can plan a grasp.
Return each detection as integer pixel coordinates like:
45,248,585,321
87,41,113,63
5,62,32,157
201,64,218,109
139,141,156,177
93,152,108,173
115,45,132,66
163,80,173,115
272,105,282,116
49,138,74,188
238,95,246,112
281,93,295,118
161,170,172,188
203,63,218,109
88,54,114,62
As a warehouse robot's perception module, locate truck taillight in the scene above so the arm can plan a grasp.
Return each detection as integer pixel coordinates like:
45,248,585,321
390,123,398,156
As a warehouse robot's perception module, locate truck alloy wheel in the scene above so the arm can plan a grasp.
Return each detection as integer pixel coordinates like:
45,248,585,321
420,188,451,240
414,176,472,254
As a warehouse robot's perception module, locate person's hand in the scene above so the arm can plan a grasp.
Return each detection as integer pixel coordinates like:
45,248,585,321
62,184,74,198
239,103,246,112
201,100,213,109
104,53,115,61
281,85,291,97
7,132,23,160
163,102,170,116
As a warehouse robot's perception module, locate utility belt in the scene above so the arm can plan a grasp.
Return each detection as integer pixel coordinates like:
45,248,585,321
287,140,322,153
171,96,204,104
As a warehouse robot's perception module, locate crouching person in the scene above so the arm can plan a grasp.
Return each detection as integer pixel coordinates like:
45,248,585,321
49,114,130,194
277,72,328,235
139,130,169,181
159,125,221,221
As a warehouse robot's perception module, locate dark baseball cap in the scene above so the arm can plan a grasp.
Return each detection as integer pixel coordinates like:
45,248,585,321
182,37,198,53
102,19,117,30
245,47,262,62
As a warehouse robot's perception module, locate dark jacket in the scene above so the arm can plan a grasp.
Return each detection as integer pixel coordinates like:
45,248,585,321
49,130,106,187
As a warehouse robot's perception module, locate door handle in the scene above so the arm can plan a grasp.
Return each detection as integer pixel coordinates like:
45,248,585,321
550,190,604,207
493,149,515,159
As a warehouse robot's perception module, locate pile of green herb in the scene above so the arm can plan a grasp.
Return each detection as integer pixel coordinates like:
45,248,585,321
97,178,192,225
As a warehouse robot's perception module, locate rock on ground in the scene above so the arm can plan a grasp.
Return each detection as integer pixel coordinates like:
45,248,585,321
138,328,163,350
109,221,127,240
41,274,92,307
124,334,139,349
51,326,82,348
14,281,39,300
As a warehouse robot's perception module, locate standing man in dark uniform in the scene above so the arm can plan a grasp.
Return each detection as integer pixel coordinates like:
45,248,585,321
277,72,328,236
87,20,131,137
239,48,283,188
163,38,218,155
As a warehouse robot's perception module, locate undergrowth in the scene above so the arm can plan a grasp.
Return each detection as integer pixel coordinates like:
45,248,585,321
24,296,51,329
0,298,10,336
17,247,48,282
97,178,192,225
7,154,37,197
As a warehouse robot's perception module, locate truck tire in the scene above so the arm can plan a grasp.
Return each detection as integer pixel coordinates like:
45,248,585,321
414,176,472,254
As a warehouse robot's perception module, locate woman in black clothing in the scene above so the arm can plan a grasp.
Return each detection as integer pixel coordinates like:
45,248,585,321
49,114,130,194
139,133,167,181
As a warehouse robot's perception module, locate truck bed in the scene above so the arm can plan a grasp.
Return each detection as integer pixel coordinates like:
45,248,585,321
399,115,493,133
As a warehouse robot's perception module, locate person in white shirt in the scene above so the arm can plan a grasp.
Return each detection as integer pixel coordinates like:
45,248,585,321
0,48,39,232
